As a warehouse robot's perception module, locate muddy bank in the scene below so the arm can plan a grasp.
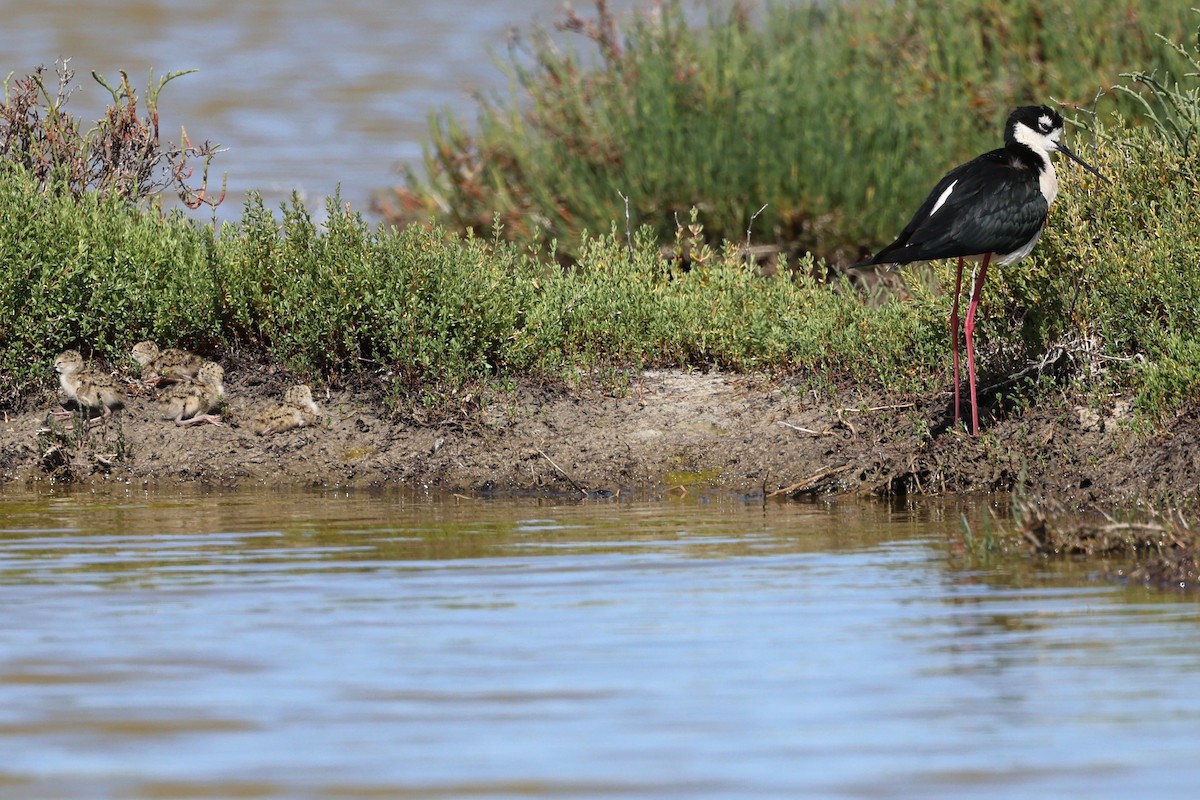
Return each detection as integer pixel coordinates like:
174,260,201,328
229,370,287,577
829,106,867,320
1,363,1196,508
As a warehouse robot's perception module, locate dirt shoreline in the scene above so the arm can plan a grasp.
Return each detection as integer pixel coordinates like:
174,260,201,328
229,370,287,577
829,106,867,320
2,364,1196,509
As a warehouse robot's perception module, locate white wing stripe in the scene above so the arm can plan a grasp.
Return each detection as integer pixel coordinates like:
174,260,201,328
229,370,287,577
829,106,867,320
929,179,958,217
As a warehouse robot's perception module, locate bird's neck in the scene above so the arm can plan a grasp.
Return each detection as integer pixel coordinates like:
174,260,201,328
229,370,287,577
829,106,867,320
1008,141,1058,205
58,372,79,396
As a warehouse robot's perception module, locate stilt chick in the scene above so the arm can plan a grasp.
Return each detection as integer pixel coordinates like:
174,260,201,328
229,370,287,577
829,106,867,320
130,340,204,385
252,384,321,436
53,350,125,421
159,361,225,427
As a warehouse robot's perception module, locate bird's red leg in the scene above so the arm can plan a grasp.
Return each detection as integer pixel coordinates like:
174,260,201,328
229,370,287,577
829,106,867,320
963,253,992,436
949,257,966,428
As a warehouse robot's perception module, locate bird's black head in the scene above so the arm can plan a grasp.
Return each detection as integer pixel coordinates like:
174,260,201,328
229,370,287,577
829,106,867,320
1003,103,1109,183
1004,105,1063,145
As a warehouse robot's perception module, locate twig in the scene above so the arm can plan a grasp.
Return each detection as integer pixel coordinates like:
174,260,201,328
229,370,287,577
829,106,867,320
835,411,858,440
834,402,915,413
766,464,852,498
745,203,767,264
778,421,828,435
908,457,924,494
779,417,857,440
978,336,1127,397
538,449,587,495
1051,85,1108,147
617,190,633,260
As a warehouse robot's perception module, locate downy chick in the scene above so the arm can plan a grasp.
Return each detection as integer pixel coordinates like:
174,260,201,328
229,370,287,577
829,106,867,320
159,361,225,427
130,340,204,385
252,384,321,436
53,349,125,421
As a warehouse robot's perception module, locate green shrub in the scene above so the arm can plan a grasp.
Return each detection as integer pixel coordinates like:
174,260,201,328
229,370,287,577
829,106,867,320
0,162,942,412
0,165,218,393
374,0,1190,263
1116,11,1200,172
0,62,224,210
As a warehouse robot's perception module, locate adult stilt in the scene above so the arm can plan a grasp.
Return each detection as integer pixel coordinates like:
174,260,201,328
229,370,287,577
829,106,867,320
854,105,1107,435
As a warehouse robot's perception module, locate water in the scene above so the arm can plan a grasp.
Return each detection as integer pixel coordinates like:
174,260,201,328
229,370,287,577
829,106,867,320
0,488,1197,798
0,0,704,221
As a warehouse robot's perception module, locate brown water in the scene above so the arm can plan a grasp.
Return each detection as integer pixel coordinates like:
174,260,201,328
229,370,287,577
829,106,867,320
1,487,1198,798
0,0,696,221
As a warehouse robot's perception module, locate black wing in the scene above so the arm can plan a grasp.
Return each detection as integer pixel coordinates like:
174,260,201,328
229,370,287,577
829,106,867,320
863,149,1048,266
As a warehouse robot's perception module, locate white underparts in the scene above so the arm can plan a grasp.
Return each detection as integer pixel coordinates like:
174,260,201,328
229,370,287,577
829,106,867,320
1038,162,1059,206
959,227,1044,268
995,229,1043,266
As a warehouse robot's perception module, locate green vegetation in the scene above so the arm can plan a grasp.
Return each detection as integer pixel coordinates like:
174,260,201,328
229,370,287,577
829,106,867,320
373,0,1190,263
2,1,1200,434
0,61,224,209
0,172,944,413
1117,23,1200,172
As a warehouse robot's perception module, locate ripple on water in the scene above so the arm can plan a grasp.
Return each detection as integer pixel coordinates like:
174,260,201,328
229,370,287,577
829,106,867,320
0,488,1197,797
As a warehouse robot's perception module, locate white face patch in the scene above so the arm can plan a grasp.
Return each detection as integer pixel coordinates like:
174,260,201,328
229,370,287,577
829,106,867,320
929,179,958,217
1013,122,1055,157
1038,113,1053,131
1010,122,1060,204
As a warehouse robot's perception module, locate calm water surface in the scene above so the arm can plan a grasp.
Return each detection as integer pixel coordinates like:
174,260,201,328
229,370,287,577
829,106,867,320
0,488,1197,799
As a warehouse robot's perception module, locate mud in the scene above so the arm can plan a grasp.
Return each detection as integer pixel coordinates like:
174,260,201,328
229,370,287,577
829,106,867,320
2,360,1197,509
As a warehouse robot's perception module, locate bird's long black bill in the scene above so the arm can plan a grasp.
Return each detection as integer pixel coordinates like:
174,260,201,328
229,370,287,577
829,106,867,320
1057,141,1110,184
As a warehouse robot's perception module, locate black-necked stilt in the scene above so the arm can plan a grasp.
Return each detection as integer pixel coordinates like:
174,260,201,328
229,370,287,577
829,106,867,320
859,105,1107,435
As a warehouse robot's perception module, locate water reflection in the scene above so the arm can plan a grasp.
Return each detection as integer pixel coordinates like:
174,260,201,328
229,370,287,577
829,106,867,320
0,488,1197,798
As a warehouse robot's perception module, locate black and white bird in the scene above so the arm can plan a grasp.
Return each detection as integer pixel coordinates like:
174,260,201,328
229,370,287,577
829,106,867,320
858,105,1107,435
